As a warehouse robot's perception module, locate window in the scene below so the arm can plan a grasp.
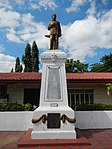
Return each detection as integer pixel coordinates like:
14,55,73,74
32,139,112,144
0,85,7,99
68,89,94,108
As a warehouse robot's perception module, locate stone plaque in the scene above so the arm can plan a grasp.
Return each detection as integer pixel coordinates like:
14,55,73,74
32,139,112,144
47,67,61,100
50,103,58,107
47,113,60,129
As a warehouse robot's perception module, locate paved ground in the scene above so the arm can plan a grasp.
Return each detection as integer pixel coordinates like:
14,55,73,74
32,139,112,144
0,129,112,149
0,131,25,149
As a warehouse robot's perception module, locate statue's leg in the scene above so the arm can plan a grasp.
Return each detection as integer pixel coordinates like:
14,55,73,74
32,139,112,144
54,35,58,49
50,35,53,50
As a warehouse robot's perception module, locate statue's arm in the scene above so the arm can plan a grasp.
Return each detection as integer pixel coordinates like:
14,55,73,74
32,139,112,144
48,23,51,30
48,21,56,30
48,22,53,30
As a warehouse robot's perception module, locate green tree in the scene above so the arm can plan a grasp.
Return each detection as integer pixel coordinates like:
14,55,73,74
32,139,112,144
15,57,23,72
22,43,32,72
31,41,39,72
66,59,75,72
106,83,112,96
100,53,112,72
74,60,88,72
66,59,88,72
90,63,105,72
91,53,112,72
10,68,14,72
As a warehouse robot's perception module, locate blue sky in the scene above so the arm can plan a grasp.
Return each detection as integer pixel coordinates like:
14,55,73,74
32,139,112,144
0,0,112,72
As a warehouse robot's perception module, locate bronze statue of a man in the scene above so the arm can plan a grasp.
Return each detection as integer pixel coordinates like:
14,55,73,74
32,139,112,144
46,14,61,50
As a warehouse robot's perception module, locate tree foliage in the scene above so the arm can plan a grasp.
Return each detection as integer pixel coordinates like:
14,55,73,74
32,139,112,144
74,60,88,72
22,43,32,72
22,41,39,72
66,59,74,72
15,57,23,72
106,83,112,96
10,68,14,72
66,59,88,72
32,41,39,72
100,53,112,72
90,63,104,72
91,53,112,72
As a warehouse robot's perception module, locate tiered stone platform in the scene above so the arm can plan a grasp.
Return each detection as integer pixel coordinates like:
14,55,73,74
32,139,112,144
18,129,91,148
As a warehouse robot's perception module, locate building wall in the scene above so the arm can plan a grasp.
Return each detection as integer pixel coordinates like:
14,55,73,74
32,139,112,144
94,84,112,104
67,82,112,104
6,82,112,104
7,83,40,104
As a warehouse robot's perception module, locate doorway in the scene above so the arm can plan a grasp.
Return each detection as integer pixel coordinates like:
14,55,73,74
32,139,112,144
24,88,40,107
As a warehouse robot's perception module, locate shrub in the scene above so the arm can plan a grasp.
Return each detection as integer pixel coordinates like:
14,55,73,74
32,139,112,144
0,102,37,111
9,102,23,111
23,103,34,111
0,102,23,111
74,103,112,111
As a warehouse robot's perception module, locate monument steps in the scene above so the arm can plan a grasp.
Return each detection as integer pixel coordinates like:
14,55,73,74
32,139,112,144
18,129,91,148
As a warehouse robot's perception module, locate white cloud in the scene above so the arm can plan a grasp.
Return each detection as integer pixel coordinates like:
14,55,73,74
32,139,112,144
0,0,12,10
0,45,4,52
0,0,54,49
11,13,48,48
61,10,112,61
0,4,48,48
17,14,50,49
21,22,48,49
66,0,111,14
14,0,24,6
12,0,57,10
86,0,96,16
66,0,87,13
6,28,23,43
102,0,110,5
30,0,57,10
0,8,20,28
0,54,15,72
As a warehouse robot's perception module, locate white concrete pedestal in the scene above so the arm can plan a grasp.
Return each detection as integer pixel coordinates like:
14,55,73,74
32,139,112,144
31,50,76,139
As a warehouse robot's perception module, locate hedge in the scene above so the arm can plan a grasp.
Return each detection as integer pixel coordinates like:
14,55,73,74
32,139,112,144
74,103,112,111
1,102,112,111
0,102,37,111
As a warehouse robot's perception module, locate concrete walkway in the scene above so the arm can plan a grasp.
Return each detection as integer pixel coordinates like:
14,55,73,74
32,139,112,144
0,129,112,149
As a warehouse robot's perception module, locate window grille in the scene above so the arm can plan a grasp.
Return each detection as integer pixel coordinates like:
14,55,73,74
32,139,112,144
68,89,94,108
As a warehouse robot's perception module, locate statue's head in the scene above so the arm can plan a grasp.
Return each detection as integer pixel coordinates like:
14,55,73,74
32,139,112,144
51,13,56,20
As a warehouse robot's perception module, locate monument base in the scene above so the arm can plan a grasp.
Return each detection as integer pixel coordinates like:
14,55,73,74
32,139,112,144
32,131,76,139
31,50,76,139
18,129,91,148
31,106,76,139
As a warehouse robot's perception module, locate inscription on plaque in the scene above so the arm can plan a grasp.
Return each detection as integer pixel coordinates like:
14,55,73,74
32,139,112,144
47,113,60,128
47,67,61,100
